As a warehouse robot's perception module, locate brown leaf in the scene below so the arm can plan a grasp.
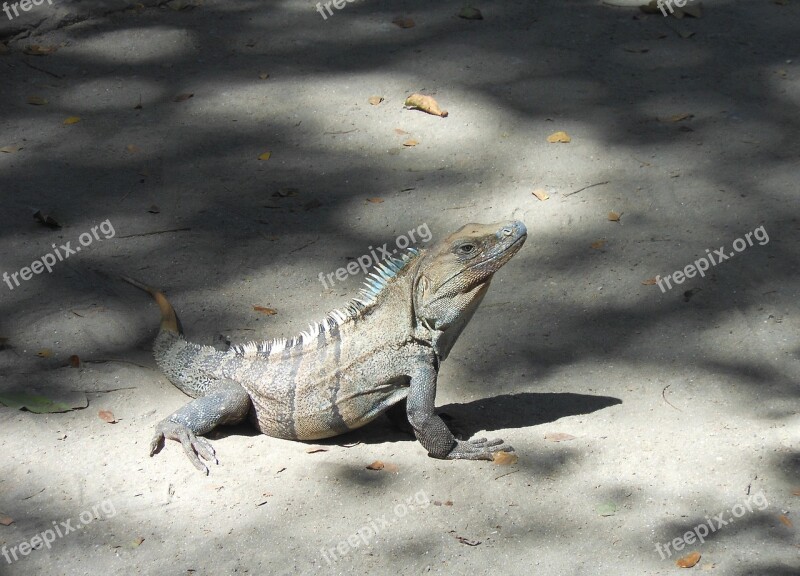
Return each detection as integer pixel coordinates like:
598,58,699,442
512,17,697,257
532,188,549,201
394,128,409,135
24,44,58,56
341,441,361,448
0,515,13,526
148,205,160,214
392,17,415,28
69,355,80,368
63,116,81,126
544,432,576,442
27,96,48,106
0,145,21,153
173,93,194,102
258,151,272,161
305,445,329,453
383,462,399,473
131,536,145,547
404,93,448,117
661,112,693,123
98,410,117,424
253,306,277,315
454,535,481,546
676,551,701,568
778,514,793,528
366,197,384,203
492,451,518,465
126,144,141,154
366,460,385,470
641,276,659,286
608,211,621,222
37,348,53,358
403,139,419,147
33,210,61,229
368,96,384,106
444,500,453,506
547,131,571,143
590,239,607,250
259,71,270,80
272,187,298,197
792,488,800,496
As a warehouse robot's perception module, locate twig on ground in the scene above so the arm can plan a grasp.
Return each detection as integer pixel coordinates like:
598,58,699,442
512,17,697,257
117,227,191,239
564,181,610,197
661,384,681,411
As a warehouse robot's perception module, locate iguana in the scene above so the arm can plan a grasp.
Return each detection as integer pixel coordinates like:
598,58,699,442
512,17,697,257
124,220,526,473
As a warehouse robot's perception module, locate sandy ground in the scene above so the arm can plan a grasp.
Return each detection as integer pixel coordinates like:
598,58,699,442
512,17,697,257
0,0,798,575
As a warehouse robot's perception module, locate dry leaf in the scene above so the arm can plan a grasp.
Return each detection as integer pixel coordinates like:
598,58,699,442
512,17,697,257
0,43,8,55
33,210,61,229
272,187,298,197
778,514,793,528
341,441,361,448
305,445,329,453
792,488,800,496
0,515,13,526
532,188,550,201
0,145,21,153
368,96,384,106
27,96,48,106
454,535,481,546
366,460,385,470
544,432,576,442
392,17,415,28
253,306,277,315
492,451,518,465
37,349,53,358
173,93,194,102
147,205,160,214
131,537,145,547
641,276,659,286
608,211,621,222
403,139,419,147
404,93,448,117
259,71,269,80
24,45,57,56
126,144,141,154
383,462,399,473
69,355,80,368
98,410,117,424
458,7,483,19
676,551,701,568
366,197,384,203
623,46,649,53
590,240,607,250
662,113,693,123
258,151,272,161
394,128,409,135
547,131,571,143
63,116,81,125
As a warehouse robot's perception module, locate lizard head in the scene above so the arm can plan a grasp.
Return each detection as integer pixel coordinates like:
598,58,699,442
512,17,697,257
413,220,527,360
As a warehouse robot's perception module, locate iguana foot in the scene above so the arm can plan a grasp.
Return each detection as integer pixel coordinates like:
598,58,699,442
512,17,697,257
150,420,218,475
445,437,514,461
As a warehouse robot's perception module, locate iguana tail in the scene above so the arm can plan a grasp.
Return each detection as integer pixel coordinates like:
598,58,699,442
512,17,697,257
121,275,183,335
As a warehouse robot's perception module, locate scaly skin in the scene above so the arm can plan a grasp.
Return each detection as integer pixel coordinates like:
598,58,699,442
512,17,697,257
124,221,526,473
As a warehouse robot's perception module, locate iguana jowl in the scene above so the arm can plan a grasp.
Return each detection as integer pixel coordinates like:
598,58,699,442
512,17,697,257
125,221,526,473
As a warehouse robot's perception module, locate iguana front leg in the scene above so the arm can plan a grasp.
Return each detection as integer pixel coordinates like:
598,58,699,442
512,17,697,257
406,359,514,460
150,379,251,474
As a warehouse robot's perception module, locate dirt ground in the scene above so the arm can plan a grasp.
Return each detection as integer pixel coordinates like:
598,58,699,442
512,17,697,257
0,1,798,575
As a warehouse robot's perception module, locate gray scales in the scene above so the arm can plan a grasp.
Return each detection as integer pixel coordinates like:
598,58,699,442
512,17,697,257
123,221,527,473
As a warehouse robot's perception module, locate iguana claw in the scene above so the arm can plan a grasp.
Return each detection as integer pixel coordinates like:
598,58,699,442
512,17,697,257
446,436,514,461
150,420,218,475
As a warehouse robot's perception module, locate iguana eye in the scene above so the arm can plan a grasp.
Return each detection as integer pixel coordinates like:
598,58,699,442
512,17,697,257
457,243,475,254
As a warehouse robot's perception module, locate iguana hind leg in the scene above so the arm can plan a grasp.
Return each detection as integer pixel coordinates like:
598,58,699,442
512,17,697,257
150,379,251,474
